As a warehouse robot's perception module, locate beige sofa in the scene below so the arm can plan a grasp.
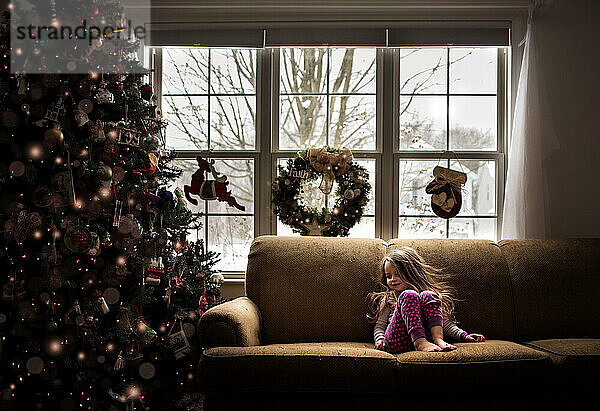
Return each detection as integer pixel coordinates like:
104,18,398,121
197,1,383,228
197,236,600,409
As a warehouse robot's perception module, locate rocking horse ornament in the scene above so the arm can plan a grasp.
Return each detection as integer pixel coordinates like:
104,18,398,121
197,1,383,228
183,156,245,211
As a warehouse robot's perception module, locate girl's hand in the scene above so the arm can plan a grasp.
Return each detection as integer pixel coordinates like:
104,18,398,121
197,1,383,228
465,333,485,342
375,340,385,350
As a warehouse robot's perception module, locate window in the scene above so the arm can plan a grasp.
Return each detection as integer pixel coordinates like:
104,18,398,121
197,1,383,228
158,48,257,272
152,38,507,273
398,47,504,239
275,48,377,237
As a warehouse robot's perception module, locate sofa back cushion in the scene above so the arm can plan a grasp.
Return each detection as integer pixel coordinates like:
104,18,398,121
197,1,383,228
387,239,515,340
499,239,600,341
245,236,387,344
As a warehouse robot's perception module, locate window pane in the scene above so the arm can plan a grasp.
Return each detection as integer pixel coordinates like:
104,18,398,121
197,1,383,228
399,160,439,216
348,216,375,238
277,220,298,236
329,95,376,149
450,48,497,94
210,96,256,150
400,96,446,150
449,96,496,151
450,160,496,216
163,96,208,150
207,159,254,214
449,218,496,240
398,217,446,238
279,95,327,150
354,159,376,215
280,48,328,94
209,49,257,94
329,48,376,94
169,159,206,215
400,48,447,94
163,48,209,94
208,215,254,272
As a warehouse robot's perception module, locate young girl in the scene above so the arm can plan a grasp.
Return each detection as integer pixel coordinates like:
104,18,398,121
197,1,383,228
367,247,485,353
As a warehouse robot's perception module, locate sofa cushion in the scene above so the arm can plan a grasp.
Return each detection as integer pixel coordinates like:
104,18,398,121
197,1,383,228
387,239,515,340
524,338,600,385
499,239,600,341
394,340,552,394
199,342,398,393
245,236,387,344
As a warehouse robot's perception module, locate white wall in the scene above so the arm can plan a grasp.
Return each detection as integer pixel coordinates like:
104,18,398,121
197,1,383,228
534,0,600,237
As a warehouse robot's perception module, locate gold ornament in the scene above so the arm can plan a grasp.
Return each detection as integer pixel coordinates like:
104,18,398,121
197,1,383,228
44,127,64,146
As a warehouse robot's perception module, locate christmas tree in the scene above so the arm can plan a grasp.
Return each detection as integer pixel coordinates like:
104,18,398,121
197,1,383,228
0,2,225,409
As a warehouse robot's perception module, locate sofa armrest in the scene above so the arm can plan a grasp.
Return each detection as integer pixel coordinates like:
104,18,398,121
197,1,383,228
197,297,262,348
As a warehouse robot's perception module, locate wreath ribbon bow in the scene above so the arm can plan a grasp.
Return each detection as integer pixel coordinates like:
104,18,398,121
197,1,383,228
307,147,353,194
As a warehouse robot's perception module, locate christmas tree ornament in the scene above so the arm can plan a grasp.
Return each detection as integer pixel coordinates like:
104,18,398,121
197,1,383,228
126,83,140,99
208,273,225,288
198,295,208,315
77,99,94,114
2,279,15,302
86,232,101,256
184,156,245,210
44,127,64,146
148,105,162,118
64,225,93,253
41,98,66,124
89,36,102,51
139,84,153,101
137,317,157,343
114,351,125,371
91,120,106,141
32,186,54,208
167,320,191,360
96,162,113,180
74,110,89,127
14,210,42,243
425,165,467,219
95,87,114,104
133,152,159,175
95,295,110,315
113,200,123,227
118,214,142,238
125,341,143,363
50,169,76,208
116,127,140,146
144,257,164,285
64,299,82,325
9,160,26,177
16,73,28,95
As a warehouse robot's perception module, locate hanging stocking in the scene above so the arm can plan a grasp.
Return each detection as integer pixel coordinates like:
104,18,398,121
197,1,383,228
425,166,467,219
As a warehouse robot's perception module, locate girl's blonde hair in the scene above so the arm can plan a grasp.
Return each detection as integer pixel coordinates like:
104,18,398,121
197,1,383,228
366,247,458,323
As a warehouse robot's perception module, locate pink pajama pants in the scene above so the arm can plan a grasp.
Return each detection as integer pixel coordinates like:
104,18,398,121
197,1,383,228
383,290,443,354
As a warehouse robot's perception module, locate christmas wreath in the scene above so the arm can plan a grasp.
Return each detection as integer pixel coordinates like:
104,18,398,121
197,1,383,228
272,147,371,236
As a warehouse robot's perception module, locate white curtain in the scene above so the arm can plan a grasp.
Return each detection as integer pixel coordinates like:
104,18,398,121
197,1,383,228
501,10,559,239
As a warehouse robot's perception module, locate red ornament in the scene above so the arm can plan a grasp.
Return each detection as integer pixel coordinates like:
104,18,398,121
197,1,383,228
184,156,245,211
198,296,208,314
90,5,99,16
140,84,153,101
